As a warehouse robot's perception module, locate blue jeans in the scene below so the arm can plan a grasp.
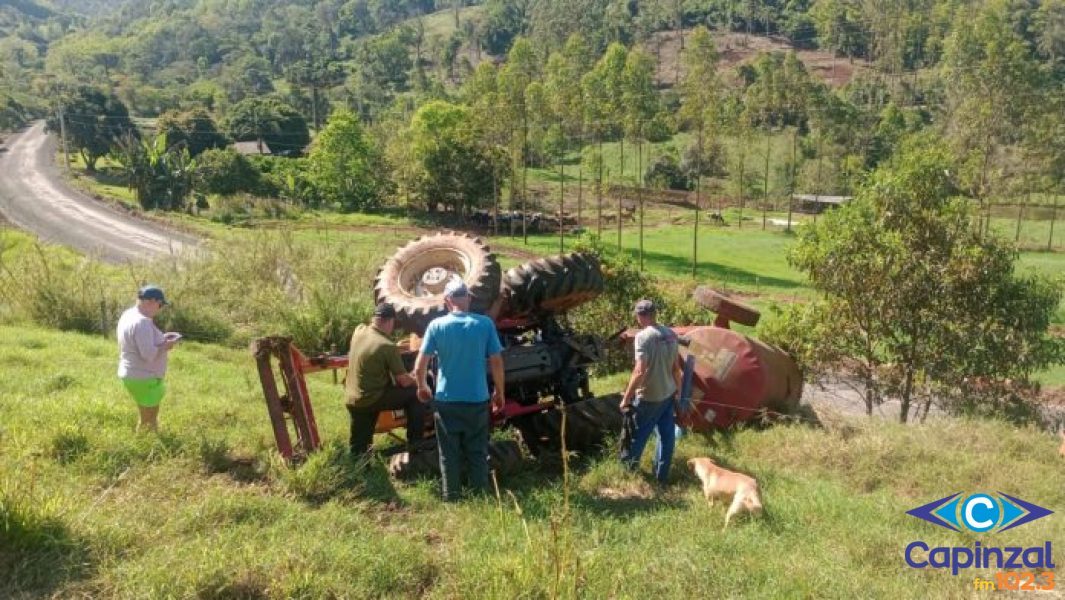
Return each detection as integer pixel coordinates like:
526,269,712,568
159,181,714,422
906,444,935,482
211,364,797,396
621,397,676,483
433,401,491,501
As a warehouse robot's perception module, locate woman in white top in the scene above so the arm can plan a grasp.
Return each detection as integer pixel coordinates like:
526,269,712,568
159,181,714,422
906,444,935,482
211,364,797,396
116,285,179,432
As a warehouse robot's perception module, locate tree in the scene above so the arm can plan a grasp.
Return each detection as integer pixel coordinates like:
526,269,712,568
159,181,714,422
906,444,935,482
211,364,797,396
0,93,28,131
156,108,228,157
678,26,723,206
941,1,1040,232
809,0,870,60
194,148,259,196
644,153,690,190
481,0,532,55
284,57,345,130
112,132,197,211
306,110,390,211
222,97,310,156
405,100,509,215
464,62,512,229
783,139,1063,422
621,47,658,141
498,37,540,222
218,54,275,104
583,41,627,142
46,87,135,173
345,28,415,119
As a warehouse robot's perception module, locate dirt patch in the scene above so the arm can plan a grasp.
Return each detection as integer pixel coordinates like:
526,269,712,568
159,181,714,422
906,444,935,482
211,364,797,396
1042,387,1065,407
650,29,869,88
255,220,429,237
594,480,655,501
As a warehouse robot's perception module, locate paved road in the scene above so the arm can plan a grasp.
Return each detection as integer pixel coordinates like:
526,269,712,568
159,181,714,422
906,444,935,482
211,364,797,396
0,121,195,263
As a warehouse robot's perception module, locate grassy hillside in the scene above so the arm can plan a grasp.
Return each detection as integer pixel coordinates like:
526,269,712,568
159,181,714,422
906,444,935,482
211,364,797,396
1,324,1062,598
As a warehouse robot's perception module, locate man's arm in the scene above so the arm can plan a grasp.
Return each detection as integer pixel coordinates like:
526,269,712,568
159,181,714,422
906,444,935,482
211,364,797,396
488,354,504,410
413,352,432,401
673,354,685,398
386,345,416,388
621,358,649,409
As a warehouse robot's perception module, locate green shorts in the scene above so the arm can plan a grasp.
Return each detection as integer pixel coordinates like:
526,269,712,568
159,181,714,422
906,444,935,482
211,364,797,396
122,377,166,408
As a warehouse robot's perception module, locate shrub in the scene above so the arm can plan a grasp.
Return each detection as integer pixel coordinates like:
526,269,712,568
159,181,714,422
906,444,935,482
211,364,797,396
249,156,318,205
569,236,663,374
157,108,229,157
0,242,125,335
644,154,691,191
194,148,259,196
155,303,233,345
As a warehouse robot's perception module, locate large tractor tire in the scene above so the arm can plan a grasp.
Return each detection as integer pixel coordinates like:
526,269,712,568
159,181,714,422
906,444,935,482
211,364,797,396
374,232,501,335
503,252,604,316
387,440,525,481
513,394,623,459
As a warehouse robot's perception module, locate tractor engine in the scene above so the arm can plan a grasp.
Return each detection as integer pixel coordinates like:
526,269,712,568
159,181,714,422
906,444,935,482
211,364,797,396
498,319,602,407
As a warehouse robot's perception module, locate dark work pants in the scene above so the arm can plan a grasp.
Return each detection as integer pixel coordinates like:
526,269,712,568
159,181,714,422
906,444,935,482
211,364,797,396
347,385,425,457
433,401,491,501
621,397,676,483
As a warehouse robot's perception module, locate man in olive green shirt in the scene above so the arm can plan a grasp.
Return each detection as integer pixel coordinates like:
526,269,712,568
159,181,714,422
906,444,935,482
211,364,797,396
346,303,425,457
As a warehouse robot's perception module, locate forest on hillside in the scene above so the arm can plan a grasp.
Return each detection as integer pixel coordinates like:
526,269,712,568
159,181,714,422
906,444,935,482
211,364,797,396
0,0,1062,220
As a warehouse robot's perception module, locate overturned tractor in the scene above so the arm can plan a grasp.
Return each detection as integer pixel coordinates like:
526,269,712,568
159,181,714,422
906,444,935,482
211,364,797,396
251,232,803,478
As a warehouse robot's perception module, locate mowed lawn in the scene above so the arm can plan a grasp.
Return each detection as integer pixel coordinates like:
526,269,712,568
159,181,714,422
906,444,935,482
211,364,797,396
1,325,1063,598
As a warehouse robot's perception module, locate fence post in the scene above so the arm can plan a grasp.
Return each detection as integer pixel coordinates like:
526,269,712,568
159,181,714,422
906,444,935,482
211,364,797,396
100,298,108,338
1050,195,1059,252
1015,190,1029,243
692,175,700,279
638,137,644,272
330,343,338,385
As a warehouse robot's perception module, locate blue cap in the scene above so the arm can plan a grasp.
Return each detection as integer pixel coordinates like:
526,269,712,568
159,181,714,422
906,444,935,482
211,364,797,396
444,280,469,299
138,285,168,306
634,299,656,315
373,302,396,319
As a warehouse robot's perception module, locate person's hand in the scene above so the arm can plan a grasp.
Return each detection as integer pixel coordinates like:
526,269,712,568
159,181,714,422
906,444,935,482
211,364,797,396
162,332,181,350
619,397,632,412
490,388,505,412
417,385,432,403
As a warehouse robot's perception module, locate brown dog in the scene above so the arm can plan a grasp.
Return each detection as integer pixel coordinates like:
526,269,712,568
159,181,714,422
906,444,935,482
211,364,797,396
687,457,763,529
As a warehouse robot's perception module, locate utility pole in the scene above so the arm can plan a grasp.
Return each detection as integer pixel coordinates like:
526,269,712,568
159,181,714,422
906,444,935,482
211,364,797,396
763,127,770,230
57,96,71,173
558,117,564,254
638,135,644,272
522,112,528,244
617,141,623,251
693,126,702,279
787,127,797,232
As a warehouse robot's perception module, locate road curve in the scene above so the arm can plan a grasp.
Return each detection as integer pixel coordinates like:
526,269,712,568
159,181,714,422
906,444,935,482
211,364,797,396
0,121,195,263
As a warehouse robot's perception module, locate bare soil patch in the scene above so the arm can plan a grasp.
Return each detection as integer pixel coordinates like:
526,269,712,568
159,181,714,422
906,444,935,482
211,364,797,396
650,29,869,88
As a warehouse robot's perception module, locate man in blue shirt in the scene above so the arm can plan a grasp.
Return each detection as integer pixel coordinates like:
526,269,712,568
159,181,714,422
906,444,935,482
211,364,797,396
414,280,505,501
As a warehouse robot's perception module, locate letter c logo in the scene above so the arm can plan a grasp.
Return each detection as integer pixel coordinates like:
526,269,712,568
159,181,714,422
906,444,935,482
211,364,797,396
963,494,999,532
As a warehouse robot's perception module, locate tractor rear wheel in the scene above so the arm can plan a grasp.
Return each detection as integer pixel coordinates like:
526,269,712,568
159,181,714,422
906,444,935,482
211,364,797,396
513,394,623,459
387,440,524,481
503,252,604,316
374,232,501,335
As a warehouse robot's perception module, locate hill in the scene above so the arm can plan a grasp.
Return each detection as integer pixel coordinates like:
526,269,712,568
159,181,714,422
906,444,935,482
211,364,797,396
45,0,125,17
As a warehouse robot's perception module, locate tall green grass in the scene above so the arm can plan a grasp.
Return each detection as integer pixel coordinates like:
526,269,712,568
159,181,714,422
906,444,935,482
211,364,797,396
0,229,378,353
1,324,1062,598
